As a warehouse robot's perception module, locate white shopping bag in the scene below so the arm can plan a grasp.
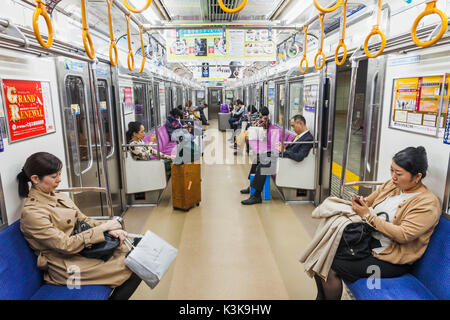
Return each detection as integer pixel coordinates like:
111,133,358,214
124,231,178,289
248,126,266,141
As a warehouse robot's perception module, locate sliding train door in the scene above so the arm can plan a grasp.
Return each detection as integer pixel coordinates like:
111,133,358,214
56,58,103,216
94,62,123,216
320,58,386,201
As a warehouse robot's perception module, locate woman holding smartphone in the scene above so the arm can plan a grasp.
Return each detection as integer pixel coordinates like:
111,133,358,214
315,146,441,300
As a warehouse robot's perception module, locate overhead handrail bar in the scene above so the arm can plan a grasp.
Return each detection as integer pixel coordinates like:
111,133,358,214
106,0,118,66
411,0,448,47
364,0,386,58
335,0,348,66
314,0,343,13
126,13,134,71
123,0,152,13
300,25,309,73
139,25,146,73
314,12,326,70
80,0,95,59
218,0,248,14
32,0,53,49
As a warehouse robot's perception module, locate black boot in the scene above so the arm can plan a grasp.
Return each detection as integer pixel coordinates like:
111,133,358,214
314,275,325,300
241,194,262,205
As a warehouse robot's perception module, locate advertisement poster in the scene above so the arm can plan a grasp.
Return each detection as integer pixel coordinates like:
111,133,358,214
391,75,449,135
166,24,276,62
193,65,241,81
2,79,55,143
123,87,133,115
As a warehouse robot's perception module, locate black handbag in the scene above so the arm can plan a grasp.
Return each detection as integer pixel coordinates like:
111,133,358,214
72,221,120,262
335,212,389,260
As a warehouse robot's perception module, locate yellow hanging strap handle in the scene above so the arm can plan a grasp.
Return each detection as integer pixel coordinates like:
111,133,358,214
300,25,309,74
335,0,348,66
126,14,135,71
139,26,146,73
81,0,95,59
32,0,54,49
314,13,326,70
314,0,343,13
218,0,248,14
123,0,152,13
106,0,118,67
364,0,386,58
411,0,448,47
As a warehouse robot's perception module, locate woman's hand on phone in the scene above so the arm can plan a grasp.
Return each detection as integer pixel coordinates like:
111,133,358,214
351,196,370,217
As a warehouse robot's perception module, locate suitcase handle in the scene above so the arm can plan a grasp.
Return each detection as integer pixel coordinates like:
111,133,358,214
187,181,192,191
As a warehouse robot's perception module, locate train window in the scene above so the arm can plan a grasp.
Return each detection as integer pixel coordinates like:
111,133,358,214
277,84,286,127
289,82,304,119
97,80,113,157
148,86,155,128
65,76,91,175
133,83,149,132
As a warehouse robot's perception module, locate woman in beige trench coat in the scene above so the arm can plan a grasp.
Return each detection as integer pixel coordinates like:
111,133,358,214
17,152,141,300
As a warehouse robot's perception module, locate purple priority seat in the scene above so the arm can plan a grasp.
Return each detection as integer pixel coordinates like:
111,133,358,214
248,124,296,155
143,126,177,159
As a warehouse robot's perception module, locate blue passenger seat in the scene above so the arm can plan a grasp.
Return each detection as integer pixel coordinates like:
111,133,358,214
0,220,112,300
345,216,450,300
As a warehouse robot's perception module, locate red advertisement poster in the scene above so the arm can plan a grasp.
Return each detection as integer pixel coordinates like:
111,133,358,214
2,79,54,142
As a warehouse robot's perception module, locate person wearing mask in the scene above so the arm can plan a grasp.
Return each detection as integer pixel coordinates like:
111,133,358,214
240,114,313,205
312,146,440,300
18,152,141,300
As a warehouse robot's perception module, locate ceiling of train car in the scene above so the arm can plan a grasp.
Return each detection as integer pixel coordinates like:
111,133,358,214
38,0,371,79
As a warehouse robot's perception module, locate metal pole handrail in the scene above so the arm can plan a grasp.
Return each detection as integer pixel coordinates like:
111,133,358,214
56,187,107,193
343,181,384,187
121,143,158,148
283,140,318,145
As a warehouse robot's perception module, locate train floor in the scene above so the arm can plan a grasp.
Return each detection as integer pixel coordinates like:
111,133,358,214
122,119,352,300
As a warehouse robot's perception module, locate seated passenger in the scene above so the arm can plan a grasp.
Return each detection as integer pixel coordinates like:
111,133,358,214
240,114,313,205
309,146,440,300
234,107,271,155
165,109,183,141
18,152,141,300
228,99,246,131
192,103,209,125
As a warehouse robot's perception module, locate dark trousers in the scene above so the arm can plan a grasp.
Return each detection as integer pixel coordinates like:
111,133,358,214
199,110,208,125
229,117,240,130
248,152,276,194
108,272,142,300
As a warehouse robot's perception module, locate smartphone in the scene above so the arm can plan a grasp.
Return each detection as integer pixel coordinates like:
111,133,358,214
351,194,363,205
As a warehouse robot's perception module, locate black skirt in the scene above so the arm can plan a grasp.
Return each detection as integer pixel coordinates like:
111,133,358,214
331,255,412,283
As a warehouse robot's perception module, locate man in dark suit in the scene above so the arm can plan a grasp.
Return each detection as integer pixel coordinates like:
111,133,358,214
241,114,314,205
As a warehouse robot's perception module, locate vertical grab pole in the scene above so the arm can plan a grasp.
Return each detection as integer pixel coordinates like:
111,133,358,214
89,61,114,218
339,53,360,199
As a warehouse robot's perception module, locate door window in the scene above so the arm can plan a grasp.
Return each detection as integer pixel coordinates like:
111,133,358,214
277,84,286,127
65,76,91,176
133,83,149,132
97,79,114,157
289,82,304,119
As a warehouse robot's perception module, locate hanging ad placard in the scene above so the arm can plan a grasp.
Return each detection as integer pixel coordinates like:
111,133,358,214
390,75,449,136
165,24,276,62
1,79,56,143
193,65,241,81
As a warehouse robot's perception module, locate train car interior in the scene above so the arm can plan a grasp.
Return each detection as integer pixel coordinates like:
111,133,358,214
0,0,449,302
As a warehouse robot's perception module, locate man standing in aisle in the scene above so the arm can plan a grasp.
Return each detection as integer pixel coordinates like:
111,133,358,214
240,114,313,205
